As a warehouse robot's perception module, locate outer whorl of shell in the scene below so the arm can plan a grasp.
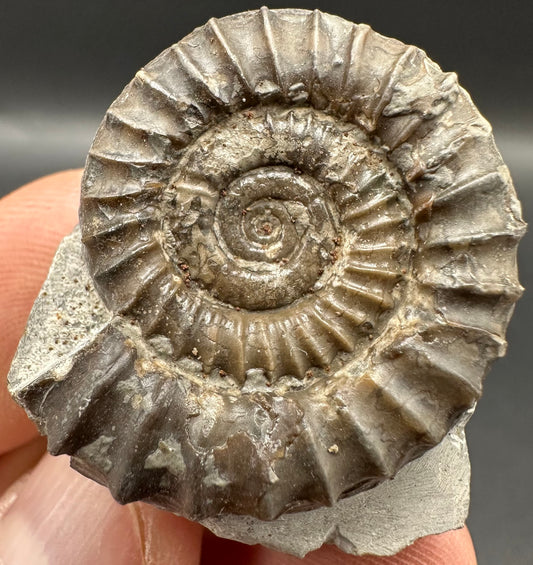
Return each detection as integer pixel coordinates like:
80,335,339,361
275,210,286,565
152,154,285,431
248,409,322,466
19,9,525,520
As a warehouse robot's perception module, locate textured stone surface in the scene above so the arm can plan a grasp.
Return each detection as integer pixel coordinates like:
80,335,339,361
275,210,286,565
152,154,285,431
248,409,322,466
8,228,111,392
9,228,472,557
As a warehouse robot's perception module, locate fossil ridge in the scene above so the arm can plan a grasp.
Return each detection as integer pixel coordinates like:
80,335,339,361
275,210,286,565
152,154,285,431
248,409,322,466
8,7,525,528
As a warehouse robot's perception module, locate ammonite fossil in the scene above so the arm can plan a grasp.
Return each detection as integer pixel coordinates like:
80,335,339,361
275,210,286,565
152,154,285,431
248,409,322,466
9,8,525,523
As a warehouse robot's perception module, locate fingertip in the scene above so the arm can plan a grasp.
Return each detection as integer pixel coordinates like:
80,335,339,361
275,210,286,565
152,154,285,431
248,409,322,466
130,502,204,565
404,528,477,565
300,527,477,565
1,169,82,226
0,436,46,496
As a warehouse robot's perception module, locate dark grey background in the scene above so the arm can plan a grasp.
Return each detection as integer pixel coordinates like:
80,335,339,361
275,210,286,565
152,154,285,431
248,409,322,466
1,1,531,563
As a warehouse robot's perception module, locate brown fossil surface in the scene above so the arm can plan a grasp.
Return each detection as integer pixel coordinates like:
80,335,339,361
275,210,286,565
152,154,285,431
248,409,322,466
8,8,525,521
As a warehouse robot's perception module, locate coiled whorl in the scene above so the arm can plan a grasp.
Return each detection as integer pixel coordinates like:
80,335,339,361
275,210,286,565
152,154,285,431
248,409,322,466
43,8,524,519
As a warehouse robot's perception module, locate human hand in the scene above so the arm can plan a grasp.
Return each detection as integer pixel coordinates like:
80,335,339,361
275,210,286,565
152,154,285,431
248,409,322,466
0,171,478,564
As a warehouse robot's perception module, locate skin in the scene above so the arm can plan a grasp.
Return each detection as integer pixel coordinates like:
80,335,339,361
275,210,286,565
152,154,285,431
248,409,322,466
0,170,478,564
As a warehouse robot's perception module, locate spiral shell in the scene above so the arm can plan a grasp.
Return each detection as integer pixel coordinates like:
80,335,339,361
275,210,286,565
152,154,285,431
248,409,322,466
16,8,525,520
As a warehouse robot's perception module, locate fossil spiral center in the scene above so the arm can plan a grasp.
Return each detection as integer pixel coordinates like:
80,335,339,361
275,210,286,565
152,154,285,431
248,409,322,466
209,167,337,310
243,204,283,250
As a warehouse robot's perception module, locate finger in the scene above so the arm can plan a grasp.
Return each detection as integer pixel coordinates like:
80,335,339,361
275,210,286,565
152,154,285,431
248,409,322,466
200,526,477,565
0,436,46,496
0,454,204,565
0,170,81,454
